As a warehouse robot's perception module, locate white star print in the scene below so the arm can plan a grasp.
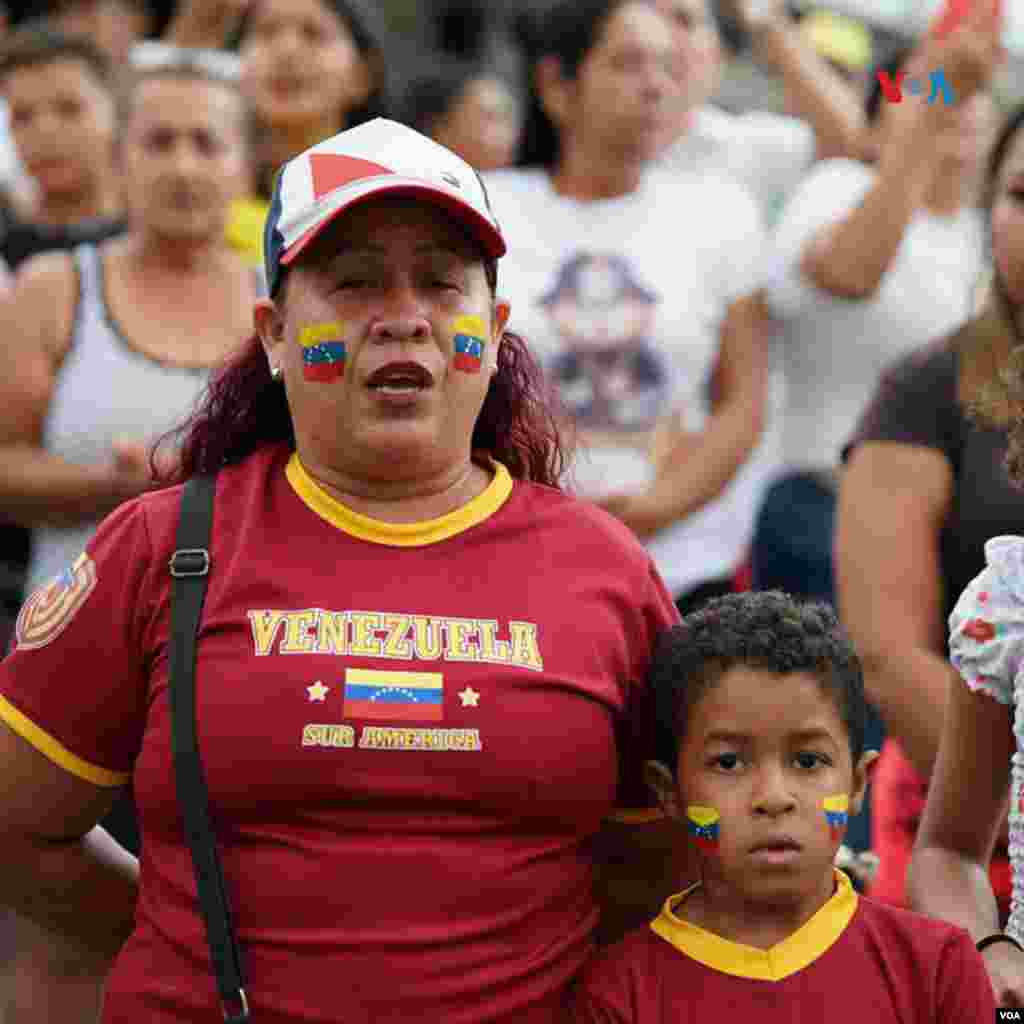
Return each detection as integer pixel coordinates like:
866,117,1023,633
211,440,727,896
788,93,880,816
458,686,480,708
307,681,329,702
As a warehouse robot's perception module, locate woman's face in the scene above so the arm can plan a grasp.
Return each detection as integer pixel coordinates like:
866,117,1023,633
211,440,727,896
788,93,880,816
4,57,115,199
54,0,147,66
432,76,521,173
120,76,248,243
990,128,1024,306
555,1,680,163
240,0,370,130
257,197,511,478
654,0,721,110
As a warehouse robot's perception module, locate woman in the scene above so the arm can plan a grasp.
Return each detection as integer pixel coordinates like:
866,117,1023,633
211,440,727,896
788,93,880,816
0,118,685,1023
485,0,769,617
0,58,256,1022
226,0,393,267
758,15,1000,609
836,104,1024,923
401,58,522,173
905,105,1024,1008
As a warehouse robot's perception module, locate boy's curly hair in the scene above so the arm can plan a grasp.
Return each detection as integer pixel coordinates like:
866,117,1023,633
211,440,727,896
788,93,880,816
649,591,866,776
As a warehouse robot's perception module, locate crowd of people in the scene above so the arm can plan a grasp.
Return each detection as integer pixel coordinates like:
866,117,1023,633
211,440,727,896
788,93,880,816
0,0,1020,1019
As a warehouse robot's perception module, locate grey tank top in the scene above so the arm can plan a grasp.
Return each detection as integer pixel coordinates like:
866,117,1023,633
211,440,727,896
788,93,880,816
26,243,218,593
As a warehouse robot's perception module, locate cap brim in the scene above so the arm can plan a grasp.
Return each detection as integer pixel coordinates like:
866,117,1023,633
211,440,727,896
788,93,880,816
280,178,507,270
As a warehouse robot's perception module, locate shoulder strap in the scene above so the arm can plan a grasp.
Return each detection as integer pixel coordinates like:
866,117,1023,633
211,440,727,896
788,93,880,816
168,474,250,1023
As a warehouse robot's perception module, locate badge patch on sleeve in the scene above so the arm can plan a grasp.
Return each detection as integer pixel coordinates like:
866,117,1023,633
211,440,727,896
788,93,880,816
15,552,98,651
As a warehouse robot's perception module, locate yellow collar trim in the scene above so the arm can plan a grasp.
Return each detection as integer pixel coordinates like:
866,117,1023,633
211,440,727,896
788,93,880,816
650,869,857,981
285,453,513,547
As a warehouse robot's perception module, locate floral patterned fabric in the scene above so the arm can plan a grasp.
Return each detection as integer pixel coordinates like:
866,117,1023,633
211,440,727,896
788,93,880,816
949,535,1024,942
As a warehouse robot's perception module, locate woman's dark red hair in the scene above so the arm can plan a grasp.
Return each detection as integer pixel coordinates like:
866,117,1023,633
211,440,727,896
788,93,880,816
156,265,570,489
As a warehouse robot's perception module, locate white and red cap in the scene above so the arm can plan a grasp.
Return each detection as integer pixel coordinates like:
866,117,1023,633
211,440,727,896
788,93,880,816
264,118,506,294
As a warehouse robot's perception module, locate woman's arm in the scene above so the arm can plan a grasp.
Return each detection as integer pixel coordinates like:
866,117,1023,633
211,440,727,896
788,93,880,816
0,254,155,529
742,3,866,163
798,5,1001,301
834,442,954,779
0,720,138,963
599,291,768,540
797,104,953,301
906,669,1011,937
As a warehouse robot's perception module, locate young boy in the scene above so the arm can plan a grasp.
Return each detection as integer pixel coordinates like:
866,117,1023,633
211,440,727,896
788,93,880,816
571,591,997,1022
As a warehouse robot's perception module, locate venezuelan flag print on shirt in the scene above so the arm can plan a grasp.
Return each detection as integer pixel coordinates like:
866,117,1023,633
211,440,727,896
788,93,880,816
300,323,347,382
342,668,444,722
452,314,487,373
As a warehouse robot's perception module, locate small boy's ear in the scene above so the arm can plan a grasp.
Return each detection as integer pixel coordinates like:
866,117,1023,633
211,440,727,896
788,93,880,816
644,760,682,820
850,749,880,816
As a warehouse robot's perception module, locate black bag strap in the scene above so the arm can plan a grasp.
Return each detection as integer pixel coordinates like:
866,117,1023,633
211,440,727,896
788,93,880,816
168,474,250,1022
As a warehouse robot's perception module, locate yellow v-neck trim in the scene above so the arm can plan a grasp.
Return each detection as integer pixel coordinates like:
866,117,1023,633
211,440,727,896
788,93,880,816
650,869,857,981
285,453,514,547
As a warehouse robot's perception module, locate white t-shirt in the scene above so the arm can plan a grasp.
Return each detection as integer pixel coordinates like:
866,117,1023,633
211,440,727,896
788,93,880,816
661,105,816,226
484,166,770,597
766,158,986,472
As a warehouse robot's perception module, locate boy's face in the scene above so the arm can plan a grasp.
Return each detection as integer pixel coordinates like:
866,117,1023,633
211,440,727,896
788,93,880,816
4,57,115,199
652,666,875,915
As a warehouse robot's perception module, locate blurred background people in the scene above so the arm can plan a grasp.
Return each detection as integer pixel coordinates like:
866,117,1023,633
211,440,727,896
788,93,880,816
836,101,1024,921
755,10,1001,852
400,58,522,172
0,27,123,729
657,0,868,227
486,0,769,620
0,29,121,269
793,6,873,96
44,0,153,66
238,0,393,195
212,0,395,270
0,56,255,1021
757,28,999,609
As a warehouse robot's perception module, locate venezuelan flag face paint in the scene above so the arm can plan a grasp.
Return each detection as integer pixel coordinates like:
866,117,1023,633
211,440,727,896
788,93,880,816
451,314,487,374
299,322,347,382
823,794,849,842
686,805,720,854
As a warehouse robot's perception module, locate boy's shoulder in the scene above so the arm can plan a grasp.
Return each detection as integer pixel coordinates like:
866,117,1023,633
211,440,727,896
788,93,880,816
570,887,992,1023
851,893,979,961
570,921,700,1023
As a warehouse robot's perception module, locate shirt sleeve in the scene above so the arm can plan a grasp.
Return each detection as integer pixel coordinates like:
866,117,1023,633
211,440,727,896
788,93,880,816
934,927,997,1023
765,159,875,320
712,181,768,307
948,536,1024,706
732,112,816,212
841,341,960,464
611,561,681,819
0,498,155,785
567,944,636,1024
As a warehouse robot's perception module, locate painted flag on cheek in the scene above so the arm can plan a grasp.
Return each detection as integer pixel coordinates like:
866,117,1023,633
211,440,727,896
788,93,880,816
686,805,720,853
451,314,487,373
300,323,347,382
823,794,849,842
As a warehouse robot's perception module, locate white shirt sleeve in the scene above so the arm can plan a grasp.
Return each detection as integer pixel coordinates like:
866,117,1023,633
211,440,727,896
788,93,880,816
709,180,768,307
727,112,816,212
765,158,876,320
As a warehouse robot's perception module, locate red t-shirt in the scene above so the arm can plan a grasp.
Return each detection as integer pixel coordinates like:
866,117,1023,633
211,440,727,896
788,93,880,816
569,870,996,1023
0,443,679,1024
